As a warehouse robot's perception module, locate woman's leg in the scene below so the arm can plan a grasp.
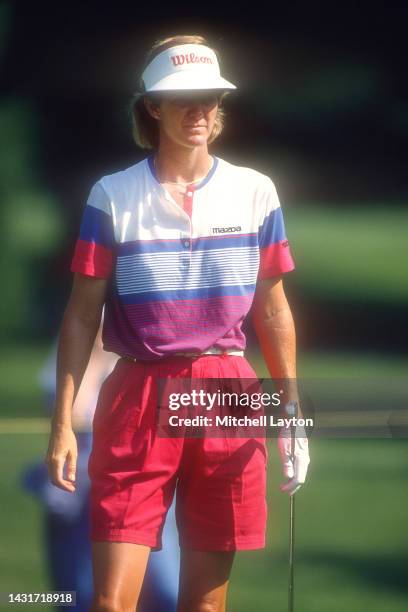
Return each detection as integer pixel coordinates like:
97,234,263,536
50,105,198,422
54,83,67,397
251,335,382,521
138,499,180,611
177,550,235,612
90,542,150,612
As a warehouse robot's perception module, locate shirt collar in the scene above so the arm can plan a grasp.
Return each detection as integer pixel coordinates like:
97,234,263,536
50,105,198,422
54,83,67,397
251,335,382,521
147,154,218,190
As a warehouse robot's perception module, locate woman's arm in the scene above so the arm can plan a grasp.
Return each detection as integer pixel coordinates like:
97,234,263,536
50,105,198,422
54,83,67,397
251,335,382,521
251,275,298,402
45,272,108,491
252,276,310,495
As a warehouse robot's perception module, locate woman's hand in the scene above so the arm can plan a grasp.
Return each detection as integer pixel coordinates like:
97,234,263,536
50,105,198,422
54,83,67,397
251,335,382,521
278,431,310,496
44,422,78,492
278,401,310,496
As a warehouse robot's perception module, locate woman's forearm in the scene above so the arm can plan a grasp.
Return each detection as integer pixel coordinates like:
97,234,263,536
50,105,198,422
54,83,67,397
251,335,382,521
252,304,299,403
253,305,296,377
251,278,299,403
52,307,100,430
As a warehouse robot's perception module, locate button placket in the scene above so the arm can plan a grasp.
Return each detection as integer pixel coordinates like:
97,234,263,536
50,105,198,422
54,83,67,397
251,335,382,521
183,189,194,265
183,188,194,221
181,220,193,269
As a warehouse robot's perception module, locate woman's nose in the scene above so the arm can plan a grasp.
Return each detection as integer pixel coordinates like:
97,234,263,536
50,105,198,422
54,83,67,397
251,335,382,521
187,103,205,116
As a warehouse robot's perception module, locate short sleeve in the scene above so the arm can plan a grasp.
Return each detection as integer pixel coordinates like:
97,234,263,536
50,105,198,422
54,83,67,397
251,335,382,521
257,179,295,280
70,181,114,279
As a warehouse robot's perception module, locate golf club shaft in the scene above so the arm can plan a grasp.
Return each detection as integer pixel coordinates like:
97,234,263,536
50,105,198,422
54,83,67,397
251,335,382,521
288,493,295,612
288,402,297,612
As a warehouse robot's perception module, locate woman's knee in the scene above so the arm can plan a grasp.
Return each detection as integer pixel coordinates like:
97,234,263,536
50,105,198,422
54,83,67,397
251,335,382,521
89,594,118,612
89,594,134,612
178,549,234,612
178,594,224,612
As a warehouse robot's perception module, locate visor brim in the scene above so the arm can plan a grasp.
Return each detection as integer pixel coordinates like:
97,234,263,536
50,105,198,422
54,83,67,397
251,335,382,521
144,73,237,92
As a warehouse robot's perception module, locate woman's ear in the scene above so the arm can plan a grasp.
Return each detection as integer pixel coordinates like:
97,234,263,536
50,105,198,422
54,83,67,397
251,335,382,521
144,96,161,120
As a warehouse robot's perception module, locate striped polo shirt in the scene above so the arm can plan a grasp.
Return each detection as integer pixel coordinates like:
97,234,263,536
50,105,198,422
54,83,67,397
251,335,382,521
70,155,295,360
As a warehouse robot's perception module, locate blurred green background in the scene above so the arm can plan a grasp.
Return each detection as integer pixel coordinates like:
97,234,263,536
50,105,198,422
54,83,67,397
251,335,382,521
1,1,407,611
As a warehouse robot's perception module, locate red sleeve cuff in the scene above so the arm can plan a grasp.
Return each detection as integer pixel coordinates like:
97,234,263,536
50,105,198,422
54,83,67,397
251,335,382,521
70,239,113,279
258,240,295,280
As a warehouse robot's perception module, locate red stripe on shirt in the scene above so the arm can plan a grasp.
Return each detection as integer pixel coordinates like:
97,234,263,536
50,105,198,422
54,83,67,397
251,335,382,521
258,240,295,279
70,239,113,278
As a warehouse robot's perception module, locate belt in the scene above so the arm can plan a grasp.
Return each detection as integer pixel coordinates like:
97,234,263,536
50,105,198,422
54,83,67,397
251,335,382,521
121,347,244,362
174,348,244,357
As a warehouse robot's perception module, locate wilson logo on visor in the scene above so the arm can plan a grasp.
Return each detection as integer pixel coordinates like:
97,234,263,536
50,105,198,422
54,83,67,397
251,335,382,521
170,53,214,67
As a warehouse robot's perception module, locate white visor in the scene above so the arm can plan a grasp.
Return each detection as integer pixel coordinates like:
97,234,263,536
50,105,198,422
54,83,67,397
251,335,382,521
141,44,237,92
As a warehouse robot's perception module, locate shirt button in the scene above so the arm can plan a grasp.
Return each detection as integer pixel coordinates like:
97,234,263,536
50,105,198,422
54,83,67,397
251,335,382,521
184,240,190,248
186,191,193,197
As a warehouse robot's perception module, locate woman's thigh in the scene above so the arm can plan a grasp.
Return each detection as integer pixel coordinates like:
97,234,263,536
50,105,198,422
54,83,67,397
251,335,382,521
177,550,235,612
90,542,150,611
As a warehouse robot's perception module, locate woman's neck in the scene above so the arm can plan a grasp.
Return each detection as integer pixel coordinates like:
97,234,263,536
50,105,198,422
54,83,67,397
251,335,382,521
154,144,213,185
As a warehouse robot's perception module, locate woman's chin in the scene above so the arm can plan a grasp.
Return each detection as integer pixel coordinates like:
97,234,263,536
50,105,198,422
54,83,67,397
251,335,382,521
184,135,209,147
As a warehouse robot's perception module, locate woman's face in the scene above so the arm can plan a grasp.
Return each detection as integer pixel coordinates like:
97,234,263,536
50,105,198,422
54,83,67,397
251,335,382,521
146,92,220,149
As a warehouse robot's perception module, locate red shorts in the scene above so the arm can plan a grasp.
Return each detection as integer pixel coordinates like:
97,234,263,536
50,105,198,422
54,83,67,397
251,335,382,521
88,354,267,551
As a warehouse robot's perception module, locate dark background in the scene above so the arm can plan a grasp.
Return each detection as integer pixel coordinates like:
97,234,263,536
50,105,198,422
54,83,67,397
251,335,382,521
1,0,407,352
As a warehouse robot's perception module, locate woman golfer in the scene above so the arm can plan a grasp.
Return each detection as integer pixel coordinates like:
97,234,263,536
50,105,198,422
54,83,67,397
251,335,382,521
45,34,310,612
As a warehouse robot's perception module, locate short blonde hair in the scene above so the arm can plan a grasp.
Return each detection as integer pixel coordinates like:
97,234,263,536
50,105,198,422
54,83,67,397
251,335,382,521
131,35,229,150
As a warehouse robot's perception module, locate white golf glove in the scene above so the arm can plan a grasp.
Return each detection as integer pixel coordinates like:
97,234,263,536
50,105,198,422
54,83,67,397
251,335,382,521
278,402,310,496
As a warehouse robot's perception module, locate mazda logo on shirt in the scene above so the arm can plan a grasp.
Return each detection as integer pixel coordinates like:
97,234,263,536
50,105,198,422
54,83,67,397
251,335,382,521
212,226,242,234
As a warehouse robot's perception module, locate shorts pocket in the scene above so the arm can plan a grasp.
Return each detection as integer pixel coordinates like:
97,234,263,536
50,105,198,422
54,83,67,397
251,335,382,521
92,361,145,434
